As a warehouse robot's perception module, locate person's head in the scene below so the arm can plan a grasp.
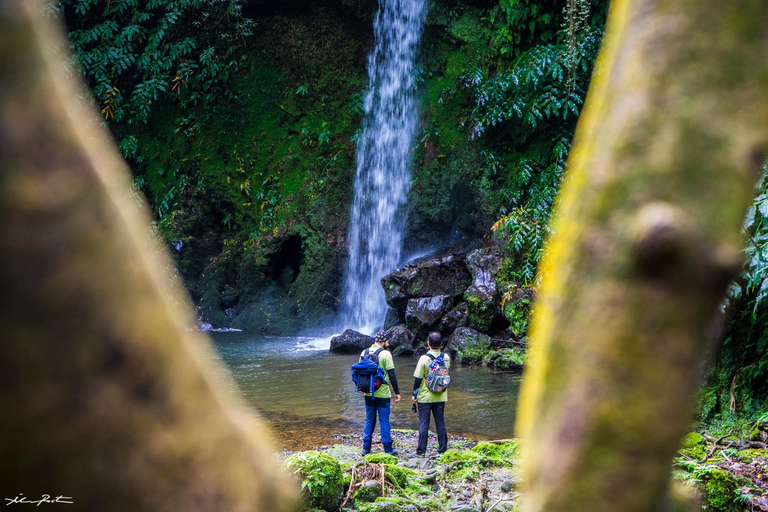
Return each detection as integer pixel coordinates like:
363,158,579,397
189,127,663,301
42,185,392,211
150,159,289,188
427,331,442,350
374,330,390,348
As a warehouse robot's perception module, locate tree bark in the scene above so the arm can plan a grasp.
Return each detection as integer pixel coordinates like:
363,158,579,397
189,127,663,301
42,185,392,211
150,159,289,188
516,0,768,511
0,2,295,511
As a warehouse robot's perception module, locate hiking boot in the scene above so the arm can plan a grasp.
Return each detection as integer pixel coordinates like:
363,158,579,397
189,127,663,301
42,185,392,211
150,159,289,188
361,450,370,456
386,450,399,457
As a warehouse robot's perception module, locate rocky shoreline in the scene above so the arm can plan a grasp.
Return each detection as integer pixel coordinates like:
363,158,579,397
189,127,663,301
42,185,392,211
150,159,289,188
280,427,768,512
280,430,522,512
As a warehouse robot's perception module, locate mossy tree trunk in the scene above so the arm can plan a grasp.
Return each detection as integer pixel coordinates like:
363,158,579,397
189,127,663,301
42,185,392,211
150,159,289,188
0,2,295,511
515,0,768,511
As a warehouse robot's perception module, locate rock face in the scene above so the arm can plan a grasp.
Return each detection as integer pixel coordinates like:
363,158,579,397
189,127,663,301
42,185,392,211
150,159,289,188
464,246,502,332
383,307,406,330
387,325,415,355
447,327,492,363
381,253,472,309
329,329,373,354
378,241,532,368
438,302,469,334
405,295,454,339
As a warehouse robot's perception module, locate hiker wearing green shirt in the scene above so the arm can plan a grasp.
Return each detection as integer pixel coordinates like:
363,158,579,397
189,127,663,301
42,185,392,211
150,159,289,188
360,331,401,456
412,331,450,456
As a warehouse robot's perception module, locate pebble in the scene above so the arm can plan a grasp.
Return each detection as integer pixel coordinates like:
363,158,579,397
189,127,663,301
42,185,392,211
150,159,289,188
500,479,516,492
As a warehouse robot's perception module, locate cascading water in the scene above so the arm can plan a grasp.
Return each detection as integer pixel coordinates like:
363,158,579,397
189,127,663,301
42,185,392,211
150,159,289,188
341,0,427,335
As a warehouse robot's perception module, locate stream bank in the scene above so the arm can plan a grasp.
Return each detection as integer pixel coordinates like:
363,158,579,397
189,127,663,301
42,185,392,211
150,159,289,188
280,427,768,512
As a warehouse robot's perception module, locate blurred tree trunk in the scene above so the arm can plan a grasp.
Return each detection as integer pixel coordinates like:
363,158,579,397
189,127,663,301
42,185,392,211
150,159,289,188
516,0,768,511
0,2,295,511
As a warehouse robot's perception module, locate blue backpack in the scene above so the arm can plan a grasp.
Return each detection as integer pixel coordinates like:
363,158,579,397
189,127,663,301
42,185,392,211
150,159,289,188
351,348,386,395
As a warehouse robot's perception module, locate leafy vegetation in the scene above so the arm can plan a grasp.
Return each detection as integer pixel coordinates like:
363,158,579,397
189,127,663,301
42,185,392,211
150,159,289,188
46,0,253,127
697,167,768,425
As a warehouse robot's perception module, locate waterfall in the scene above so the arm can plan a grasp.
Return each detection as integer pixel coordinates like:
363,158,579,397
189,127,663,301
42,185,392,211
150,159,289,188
341,0,427,335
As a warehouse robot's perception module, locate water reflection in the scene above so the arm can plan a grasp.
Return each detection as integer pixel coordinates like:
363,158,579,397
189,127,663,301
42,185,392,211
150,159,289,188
210,332,521,450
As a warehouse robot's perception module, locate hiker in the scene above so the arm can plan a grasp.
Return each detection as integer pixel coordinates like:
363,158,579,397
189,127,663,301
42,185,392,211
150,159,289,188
412,331,451,456
359,331,401,456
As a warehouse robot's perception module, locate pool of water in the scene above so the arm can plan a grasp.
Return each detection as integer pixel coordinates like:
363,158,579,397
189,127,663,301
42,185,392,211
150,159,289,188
209,332,521,450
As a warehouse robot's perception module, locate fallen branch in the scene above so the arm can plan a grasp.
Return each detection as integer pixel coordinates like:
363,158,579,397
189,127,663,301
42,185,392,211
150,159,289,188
702,434,767,450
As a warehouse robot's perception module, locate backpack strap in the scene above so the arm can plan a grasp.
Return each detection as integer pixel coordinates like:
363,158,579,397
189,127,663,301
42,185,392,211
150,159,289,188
361,348,369,362
373,347,384,358
426,353,436,361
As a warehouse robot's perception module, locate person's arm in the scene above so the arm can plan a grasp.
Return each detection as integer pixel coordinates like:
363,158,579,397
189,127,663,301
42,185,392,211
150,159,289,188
383,352,401,402
387,369,400,395
412,377,423,401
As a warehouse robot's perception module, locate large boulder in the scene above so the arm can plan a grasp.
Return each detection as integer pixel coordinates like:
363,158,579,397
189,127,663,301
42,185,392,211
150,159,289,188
387,325,415,356
438,302,469,335
448,327,492,364
464,246,502,332
381,253,472,309
329,329,373,354
383,307,405,331
406,295,454,340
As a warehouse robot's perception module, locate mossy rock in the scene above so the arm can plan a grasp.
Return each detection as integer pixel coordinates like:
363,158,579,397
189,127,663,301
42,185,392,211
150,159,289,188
483,348,526,370
681,432,705,449
357,497,420,512
283,451,344,511
353,480,382,504
701,468,740,511
364,453,399,465
382,464,418,489
437,448,484,470
679,432,707,460
471,440,519,462
501,294,531,338
464,288,496,333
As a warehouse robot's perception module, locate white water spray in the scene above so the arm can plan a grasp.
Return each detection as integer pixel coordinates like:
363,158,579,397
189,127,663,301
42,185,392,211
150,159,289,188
341,0,427,334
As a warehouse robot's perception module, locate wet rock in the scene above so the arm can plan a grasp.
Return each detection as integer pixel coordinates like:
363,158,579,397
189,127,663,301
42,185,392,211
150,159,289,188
451,504,480,512
464,246,502,332
354,480,382,502
381,254,472,309
387,325,415,356
384,307,406,330
406,295,454,339
500,479,520,492
365,498,419,512
438,302,469,335
330,329,374,354
447,327,491,364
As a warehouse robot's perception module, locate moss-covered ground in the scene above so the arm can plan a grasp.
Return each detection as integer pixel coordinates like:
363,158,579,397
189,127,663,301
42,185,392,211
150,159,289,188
280,425,767,512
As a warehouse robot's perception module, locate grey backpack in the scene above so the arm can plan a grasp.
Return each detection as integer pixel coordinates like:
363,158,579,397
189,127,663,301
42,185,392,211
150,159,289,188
425,353,450,393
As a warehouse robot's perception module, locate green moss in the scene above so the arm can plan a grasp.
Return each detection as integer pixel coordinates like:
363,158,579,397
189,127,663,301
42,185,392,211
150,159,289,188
356,497,421,512
502,296,531,338
363,453,399,465
282,451,344,511
471,440,519,461
678,432,707,460
681,433,705,449
484,348,526,370
701,469,739,511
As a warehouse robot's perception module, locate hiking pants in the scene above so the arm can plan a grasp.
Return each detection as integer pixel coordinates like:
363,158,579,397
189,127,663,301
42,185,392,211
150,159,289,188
363,397,394,453
417,401,447,455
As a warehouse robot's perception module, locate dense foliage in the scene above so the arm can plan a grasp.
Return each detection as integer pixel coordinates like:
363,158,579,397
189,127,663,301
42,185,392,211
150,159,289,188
699,169,768,425
415,0,608,282
46,0,253,128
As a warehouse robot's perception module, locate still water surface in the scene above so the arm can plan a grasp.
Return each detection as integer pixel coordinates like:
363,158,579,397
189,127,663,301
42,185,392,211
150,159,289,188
210,332,521,450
